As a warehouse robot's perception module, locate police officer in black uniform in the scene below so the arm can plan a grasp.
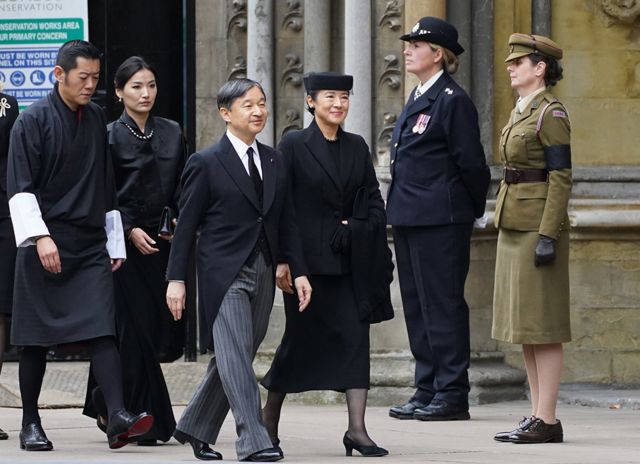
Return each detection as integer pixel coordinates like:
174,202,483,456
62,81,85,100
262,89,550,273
387,17,490,421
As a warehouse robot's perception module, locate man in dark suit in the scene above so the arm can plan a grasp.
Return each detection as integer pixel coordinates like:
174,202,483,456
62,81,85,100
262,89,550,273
386,17,490,421
166,78,311,462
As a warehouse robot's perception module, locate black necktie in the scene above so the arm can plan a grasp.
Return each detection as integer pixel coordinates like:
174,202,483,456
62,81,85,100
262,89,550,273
247,147,263,203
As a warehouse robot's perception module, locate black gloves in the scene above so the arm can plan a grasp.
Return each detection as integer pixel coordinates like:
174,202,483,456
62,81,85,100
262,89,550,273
534,234,556,267
330,223,351,253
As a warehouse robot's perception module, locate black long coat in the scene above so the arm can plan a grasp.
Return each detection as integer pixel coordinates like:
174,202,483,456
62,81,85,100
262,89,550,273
166,135,306,348
261,121,392,393
278,120,393,321
1,92,19,314
386,72,490,225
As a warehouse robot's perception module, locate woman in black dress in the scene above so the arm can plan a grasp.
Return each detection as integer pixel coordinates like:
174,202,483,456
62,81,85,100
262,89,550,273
0,87,19,441
261,72,392,457
83,56,187,444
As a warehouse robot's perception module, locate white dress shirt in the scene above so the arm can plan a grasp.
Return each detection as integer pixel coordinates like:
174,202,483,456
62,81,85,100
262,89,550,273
226,129,262,179
414,69,444,100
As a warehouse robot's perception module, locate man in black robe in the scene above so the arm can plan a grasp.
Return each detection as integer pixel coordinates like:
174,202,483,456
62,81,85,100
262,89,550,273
7,40,153,451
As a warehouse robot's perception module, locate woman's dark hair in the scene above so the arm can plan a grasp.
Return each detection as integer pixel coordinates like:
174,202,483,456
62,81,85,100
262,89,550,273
217,78,265,110
56,40,101,72
114,56,157,90
305,90,319,115
528,54,563,87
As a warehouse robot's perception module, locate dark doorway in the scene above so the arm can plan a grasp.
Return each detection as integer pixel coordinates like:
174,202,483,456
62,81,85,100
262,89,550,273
52,0,198,361
88,0,195,151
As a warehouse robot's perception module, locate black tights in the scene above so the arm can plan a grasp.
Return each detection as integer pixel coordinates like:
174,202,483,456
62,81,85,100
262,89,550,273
19,336,124,427
263,388,376,446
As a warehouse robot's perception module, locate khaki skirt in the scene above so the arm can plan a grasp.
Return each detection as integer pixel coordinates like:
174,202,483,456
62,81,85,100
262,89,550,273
492,228,571,344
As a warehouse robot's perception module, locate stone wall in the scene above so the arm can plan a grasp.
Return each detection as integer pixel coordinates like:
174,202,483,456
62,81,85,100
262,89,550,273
193,0,640,386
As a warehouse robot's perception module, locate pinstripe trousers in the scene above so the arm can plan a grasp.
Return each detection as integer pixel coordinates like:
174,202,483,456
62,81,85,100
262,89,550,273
176,253,274,460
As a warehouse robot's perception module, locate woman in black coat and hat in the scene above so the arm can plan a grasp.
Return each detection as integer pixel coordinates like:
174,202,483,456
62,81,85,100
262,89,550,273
261,72,393,458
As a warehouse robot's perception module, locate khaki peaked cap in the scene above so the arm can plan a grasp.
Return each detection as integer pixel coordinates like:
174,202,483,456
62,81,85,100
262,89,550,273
505,33,563,62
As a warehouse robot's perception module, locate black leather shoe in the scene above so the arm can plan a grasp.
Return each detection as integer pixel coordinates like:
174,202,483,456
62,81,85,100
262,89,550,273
241,447,284,462
343,432,388,457
19,422,53,451
0,426,8,440
413,399,470,421
509,418,563,444
494,416,535,442
388,399,429,420
173,429,223,460
106,409,154,449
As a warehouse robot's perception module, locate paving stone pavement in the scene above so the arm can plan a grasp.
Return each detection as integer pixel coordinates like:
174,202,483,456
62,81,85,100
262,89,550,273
0,401,638,464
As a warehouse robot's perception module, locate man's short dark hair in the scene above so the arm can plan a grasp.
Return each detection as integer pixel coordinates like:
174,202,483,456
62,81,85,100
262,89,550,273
56,40,101,72
217,78,265,110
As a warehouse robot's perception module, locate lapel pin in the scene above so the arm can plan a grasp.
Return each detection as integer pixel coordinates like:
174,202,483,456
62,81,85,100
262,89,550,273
445,88,453,95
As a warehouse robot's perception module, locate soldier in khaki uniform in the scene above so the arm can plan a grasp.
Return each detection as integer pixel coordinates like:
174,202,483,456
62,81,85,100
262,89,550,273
492,34,572,444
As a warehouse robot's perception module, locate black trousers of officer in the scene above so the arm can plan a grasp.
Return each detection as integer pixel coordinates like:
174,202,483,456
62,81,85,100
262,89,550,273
393,223,473,408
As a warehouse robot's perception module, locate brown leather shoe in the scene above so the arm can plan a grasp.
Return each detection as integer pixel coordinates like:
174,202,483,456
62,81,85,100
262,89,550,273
494,416,535,442
509,418,563,444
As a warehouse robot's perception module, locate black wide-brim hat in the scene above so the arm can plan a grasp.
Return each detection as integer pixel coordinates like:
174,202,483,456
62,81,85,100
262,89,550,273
303,72,353,93
400,16,464,56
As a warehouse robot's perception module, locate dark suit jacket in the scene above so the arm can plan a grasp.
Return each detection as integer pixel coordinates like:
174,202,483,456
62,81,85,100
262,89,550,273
386,73,490,226
166,134,307,342
278,120,393,322
1,92,19,218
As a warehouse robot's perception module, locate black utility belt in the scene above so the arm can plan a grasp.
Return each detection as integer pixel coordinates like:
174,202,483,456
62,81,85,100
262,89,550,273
503,167,548,184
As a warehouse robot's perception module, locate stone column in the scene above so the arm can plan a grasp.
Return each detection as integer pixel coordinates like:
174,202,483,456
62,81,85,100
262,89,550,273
404,0,446,100
303,0,331,126
248,0,274,145
344,0,372,145
471,0,494,163
447,0,471,93
532,0,552,36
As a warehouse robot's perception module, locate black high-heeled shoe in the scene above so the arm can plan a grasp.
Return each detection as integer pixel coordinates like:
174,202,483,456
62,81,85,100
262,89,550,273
343,432,388,457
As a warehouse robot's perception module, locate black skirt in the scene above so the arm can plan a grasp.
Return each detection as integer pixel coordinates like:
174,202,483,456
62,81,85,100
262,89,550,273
0,218,16,314
83,229,182,442
261,274,370,393
10,224,115,346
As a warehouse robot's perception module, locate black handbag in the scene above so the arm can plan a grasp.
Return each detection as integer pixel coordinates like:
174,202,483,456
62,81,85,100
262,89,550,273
158,206,176,238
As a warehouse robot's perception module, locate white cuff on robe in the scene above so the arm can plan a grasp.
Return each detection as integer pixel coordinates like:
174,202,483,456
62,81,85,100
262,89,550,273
8,192,50,247
105,210,127,260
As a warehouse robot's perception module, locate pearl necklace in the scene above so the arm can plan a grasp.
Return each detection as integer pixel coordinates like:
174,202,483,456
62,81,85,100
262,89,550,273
121,120,154,140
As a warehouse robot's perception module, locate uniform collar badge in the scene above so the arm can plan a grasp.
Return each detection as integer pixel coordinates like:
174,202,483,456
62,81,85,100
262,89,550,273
412,113,431,134
444,88,453,95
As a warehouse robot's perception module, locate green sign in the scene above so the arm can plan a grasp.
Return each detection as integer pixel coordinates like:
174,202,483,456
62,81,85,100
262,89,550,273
0,18,84,45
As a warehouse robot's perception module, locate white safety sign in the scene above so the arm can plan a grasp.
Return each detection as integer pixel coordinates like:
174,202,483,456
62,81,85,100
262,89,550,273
0,0,88,108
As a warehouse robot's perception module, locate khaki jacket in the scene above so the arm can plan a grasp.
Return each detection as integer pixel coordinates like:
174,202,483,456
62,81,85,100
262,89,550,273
494,90,572,238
